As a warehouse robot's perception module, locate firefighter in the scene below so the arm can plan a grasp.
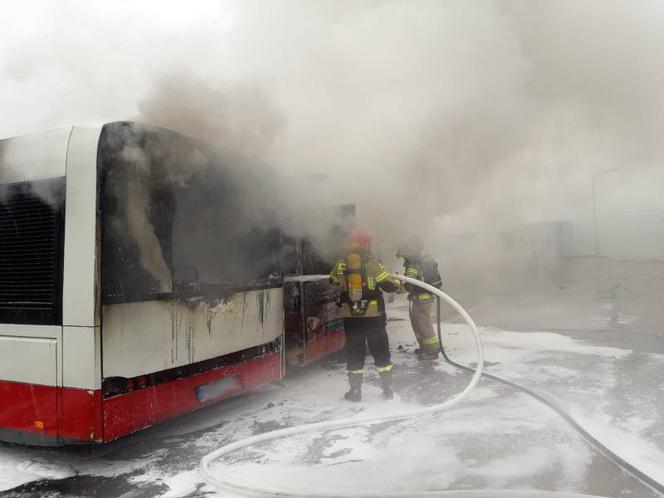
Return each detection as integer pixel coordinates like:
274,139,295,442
329,227,401,402
396,236,442,361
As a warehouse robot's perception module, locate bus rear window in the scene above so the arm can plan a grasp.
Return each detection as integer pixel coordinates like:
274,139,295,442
0,178,65,325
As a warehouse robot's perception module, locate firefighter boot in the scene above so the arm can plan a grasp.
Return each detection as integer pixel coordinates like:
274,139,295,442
344,373,363,402
419,349,439,361
379,369,394,400
419,337,440,361
414,339,424,356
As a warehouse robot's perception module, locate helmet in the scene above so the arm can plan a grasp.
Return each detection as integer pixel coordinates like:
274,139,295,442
396,235,423,259
348,227,372,251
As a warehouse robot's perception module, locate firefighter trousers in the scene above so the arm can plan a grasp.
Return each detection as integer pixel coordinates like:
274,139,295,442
344,316,392,373
409,300,439,353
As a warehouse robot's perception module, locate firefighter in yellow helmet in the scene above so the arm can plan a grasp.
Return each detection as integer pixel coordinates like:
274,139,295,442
329,227,401,401
397,236,442,361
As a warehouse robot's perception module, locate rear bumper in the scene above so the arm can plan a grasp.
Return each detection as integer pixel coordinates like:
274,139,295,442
0,380,101,445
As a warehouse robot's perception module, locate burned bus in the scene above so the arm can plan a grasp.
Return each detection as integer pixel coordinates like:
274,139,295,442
0,122,344,445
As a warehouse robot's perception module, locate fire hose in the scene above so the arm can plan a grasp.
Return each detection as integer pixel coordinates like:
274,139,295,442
200,275,485,497
199,275,622,498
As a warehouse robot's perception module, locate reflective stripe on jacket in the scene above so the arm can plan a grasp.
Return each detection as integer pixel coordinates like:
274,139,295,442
404,260,434,300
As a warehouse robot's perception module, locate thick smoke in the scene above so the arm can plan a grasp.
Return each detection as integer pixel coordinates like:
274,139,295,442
0,135,67,207
136,75,284,159
2,1,664,262
134,1,664,260
134,74,350,263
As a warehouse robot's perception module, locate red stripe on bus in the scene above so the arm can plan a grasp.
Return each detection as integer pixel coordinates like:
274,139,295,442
102,352,282,441
302,329,345,366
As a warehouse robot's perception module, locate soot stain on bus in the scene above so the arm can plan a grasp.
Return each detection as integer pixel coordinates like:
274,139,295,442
257,289,270,327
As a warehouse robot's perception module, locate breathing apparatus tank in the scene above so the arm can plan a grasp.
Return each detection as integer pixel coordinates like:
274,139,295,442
346,253,363,302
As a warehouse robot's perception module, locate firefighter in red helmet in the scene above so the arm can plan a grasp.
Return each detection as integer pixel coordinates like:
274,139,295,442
329,227,401,401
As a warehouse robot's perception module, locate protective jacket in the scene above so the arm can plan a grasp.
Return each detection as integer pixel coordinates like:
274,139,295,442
403,254,442,301
329,252,400,318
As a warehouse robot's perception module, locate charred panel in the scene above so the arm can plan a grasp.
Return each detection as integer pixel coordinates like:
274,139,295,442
98,122,282,303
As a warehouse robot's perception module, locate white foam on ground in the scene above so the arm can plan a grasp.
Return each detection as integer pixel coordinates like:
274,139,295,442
443,325,631,362
467,444,590,490
436,323,663,490
571,409,664,484
132,467,216,498
0,318,658,497
204,386,591,496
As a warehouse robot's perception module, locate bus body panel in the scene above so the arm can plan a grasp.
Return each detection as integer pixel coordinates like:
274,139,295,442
62,326,100,390
62,125,103,328
62,387,103,442
101,288,283,378
0,335,58,386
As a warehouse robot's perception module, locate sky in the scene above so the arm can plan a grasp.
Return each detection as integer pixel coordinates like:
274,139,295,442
2,0,664,251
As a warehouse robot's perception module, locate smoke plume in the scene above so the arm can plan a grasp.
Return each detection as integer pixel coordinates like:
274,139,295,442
2,0,664,260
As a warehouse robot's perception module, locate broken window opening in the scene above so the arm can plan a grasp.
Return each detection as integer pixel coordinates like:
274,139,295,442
99,122,282,304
